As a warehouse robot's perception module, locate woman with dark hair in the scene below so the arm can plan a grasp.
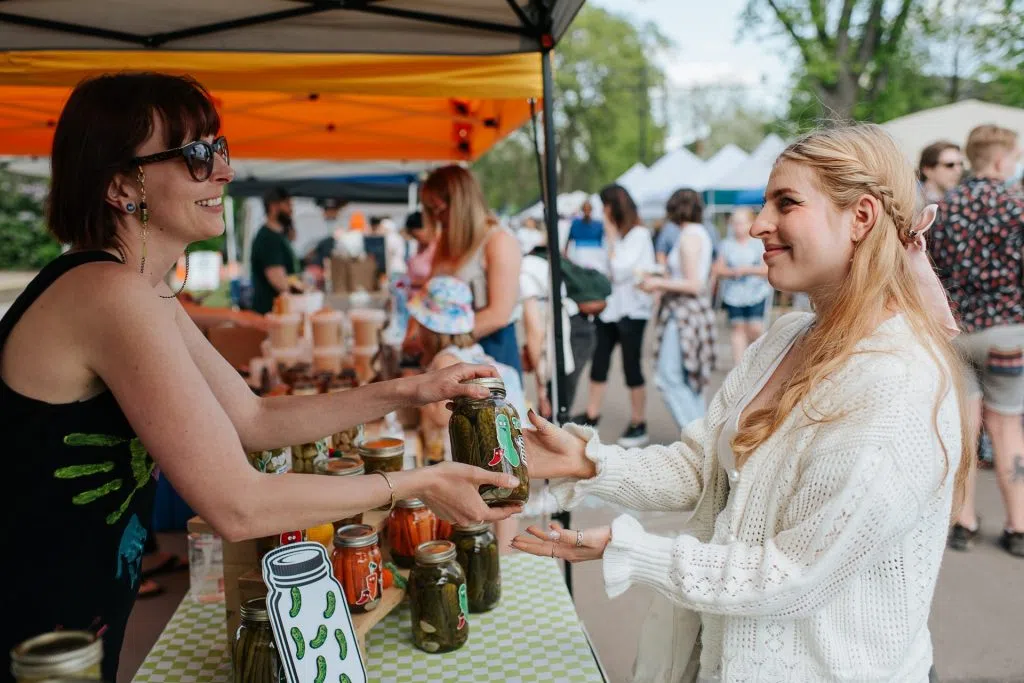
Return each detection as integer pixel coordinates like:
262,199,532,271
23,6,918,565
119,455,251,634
0,73,521,682
918,140,963,203
641,188,717,429
571,184,655,447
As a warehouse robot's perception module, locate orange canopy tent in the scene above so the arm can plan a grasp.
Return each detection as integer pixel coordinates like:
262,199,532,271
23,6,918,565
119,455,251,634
0,51,543,161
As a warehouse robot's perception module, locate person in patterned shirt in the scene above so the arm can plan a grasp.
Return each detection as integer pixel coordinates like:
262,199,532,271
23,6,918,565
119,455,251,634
929,124,1024,557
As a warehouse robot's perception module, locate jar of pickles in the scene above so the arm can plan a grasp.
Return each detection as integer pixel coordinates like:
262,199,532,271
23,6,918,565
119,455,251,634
409,540,469,654
10,631,103,681
387,498,437,568
448,377,529,506
331,524,384,613
315,456,366,529
291,437,331,474
451,523,500,613
357,437,404,475
232,598,284,683
246,446,292,475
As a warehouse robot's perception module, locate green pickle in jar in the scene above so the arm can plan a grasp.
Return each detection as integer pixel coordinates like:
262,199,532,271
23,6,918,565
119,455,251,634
448,377,529,505
246,446,291,474
232,598,285,683
451,523,500,612
408,540,469,654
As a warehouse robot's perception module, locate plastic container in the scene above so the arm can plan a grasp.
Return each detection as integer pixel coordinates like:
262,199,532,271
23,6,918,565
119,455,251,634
349,309,387,348
10,631,103,681
270,347,303,375
331,524,384,613
312,346,346,375
188,532,225,604
311,310,345,348
408,540,469,654
352,345,378,384
265,312,301,349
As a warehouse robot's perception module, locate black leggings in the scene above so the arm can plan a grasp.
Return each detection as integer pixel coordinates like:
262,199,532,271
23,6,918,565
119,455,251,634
590,317,647,388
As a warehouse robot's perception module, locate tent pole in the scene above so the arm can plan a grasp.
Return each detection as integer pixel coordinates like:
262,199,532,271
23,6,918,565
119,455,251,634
542,48,573,597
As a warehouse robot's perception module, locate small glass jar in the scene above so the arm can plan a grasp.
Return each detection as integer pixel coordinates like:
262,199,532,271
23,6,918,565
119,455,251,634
448,377,530,506
10,631,103,681
331,524,384,613
327,377,364,456
358,437,404,475
387,498,438,568
290,437,331,474
409,540,469,654
316,456,366,529
451,523,501,613
246,446,292,475
232,598,284,683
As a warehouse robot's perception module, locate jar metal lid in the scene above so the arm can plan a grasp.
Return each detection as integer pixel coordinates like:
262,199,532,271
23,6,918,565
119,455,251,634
395,497,426,509
414,539,457,565
461,376,506,395
334,523,380,548
317,456,365,476
10,631,103,678
358,437,404,458
452,522,491,534
240,597,270,622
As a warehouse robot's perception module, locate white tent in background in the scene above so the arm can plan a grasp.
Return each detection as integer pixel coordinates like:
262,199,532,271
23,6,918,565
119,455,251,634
515,190,596,222
716,134,787,191
883,99,1024,165
637,147,705,219
614,162,649,196
698,144,751,191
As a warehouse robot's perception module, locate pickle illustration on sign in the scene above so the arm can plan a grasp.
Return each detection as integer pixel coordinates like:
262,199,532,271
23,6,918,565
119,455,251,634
262,542,367,683
487,413,522,467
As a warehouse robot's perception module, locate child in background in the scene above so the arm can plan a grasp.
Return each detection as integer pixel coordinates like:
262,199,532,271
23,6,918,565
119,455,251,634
404,276,527,549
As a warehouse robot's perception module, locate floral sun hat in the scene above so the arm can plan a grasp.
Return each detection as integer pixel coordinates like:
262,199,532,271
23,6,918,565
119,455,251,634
407,275,475,335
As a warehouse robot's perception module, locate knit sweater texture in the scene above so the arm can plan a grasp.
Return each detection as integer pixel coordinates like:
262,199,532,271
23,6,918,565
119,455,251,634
551,312,961,682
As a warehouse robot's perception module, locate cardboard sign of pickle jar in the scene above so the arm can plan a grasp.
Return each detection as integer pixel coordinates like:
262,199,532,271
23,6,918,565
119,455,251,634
448,377,529,506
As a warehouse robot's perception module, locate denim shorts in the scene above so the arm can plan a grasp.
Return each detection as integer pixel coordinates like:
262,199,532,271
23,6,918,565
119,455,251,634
724,299,767,323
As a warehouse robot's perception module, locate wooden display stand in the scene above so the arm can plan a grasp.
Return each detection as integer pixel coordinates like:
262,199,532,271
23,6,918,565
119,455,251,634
187,508,406,653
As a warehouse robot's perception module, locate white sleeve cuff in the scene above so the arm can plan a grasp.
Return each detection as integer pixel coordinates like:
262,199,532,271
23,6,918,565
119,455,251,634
548,424,629,510
603,514,675,599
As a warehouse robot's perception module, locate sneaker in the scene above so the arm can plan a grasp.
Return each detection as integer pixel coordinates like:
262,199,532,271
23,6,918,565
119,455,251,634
948,518,980,551
568,413,600,427
999,530,1024,558
618,422,649,448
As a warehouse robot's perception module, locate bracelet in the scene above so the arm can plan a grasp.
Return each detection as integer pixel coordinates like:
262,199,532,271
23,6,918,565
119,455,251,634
373,471,397,511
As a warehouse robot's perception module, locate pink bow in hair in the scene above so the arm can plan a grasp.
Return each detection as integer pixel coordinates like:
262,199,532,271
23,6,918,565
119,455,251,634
906,204,959,338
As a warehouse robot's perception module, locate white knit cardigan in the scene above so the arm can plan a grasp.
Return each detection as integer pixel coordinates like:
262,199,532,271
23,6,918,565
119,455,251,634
552,312,961,683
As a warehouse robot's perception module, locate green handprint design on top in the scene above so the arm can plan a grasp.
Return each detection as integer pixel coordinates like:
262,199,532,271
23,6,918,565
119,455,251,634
55,432,155,525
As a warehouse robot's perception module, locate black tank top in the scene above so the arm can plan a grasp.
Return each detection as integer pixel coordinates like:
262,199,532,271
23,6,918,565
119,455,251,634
1,251,157,682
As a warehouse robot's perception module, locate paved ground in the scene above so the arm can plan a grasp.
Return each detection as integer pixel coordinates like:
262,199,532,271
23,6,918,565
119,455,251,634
107,311,1024,682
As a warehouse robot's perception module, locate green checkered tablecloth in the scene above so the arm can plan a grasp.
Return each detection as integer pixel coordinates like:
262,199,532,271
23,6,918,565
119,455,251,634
134,554,603,682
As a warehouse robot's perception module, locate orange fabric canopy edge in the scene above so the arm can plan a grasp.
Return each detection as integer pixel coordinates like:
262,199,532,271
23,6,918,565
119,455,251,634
0,51,542,161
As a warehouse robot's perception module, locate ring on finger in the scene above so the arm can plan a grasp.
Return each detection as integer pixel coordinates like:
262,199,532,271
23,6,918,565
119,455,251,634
575,530,583,548
550,543,556,559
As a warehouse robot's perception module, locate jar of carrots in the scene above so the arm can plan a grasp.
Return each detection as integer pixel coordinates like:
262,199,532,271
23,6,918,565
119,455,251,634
387,499,439,569
331,524,384,613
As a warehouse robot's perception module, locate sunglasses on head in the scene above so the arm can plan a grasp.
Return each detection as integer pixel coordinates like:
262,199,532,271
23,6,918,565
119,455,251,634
131,136,229,182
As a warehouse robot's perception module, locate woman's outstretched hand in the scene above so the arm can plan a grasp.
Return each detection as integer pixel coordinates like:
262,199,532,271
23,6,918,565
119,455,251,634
523,409,596,480
511,523,610,563
415,462,523,526
404,362,498,405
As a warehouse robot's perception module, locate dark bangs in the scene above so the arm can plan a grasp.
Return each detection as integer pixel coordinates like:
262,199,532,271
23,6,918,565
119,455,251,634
48,73,220,250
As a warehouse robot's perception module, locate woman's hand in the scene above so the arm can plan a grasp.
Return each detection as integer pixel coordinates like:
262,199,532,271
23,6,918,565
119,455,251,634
415,462,524,525
523,409,596,480
403,362,498,405
511,523,610,562
638,275,660,293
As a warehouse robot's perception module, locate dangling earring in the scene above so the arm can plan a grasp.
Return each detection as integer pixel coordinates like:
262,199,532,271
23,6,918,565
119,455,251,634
161,247,190,299
137,167,149,275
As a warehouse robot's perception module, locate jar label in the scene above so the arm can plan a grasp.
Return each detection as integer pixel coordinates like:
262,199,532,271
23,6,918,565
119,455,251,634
457,583,469,630
489,413,524,467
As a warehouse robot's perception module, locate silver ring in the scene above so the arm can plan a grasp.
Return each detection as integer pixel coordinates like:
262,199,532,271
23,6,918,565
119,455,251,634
575,530,584,548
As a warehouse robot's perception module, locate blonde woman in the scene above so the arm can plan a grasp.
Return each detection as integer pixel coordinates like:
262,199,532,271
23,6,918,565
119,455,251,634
422,165,523,372
513,124,971,681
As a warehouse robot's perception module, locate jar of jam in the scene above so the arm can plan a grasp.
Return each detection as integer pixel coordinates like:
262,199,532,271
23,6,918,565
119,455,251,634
10,631,103,681
331,524,384,613
232,598,284,683
448,377,530,506
316,456,366,529
358,437,404,475
409,540,469,654
451,523,500,612
387,498,438,568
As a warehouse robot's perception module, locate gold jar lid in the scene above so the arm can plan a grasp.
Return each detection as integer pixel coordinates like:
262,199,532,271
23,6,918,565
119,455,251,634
334,523,380,548
10,631,103,679
395,497,426,509
240,597,270,623
414,539,457,566
452,522,491,534
316,456,365,476
460,376,506,396
357,437,404,459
